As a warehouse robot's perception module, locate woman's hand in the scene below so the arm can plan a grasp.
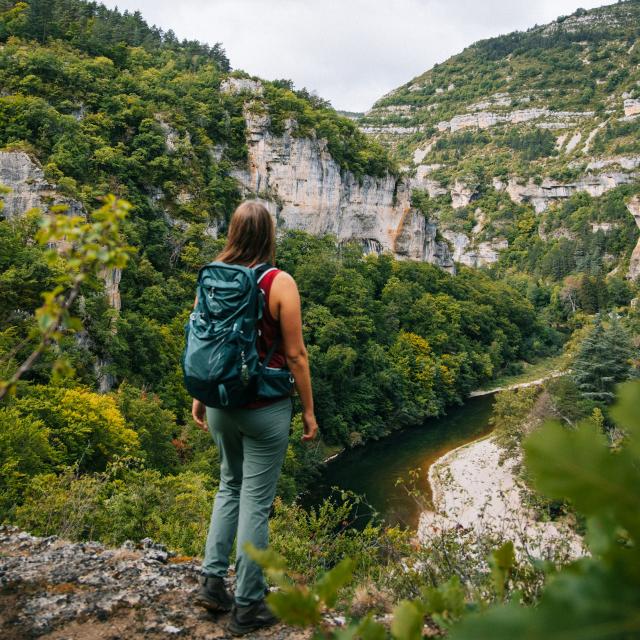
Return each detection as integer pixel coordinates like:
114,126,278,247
192,399,207,431
301,410,318,442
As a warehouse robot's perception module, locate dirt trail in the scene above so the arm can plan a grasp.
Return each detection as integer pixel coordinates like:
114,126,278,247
468,370,566,397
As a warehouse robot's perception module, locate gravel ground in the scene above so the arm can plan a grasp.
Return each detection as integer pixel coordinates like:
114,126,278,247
0,526,312,640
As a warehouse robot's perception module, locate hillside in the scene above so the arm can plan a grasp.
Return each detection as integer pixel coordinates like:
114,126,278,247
361,1,640,276
0,0,561,514
0,0,456,266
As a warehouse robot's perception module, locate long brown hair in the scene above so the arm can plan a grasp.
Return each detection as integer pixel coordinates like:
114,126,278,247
216,200,276,265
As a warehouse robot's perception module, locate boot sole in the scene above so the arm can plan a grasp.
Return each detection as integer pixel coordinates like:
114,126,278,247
194,594,233,613
227,618,278,636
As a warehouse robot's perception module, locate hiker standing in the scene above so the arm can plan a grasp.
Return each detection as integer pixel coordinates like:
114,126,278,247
187,200,318,635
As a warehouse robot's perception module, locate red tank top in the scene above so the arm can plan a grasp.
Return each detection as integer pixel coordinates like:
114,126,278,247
244,267,287,408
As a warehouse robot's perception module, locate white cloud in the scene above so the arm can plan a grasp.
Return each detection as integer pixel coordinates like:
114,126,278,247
99,0,611,111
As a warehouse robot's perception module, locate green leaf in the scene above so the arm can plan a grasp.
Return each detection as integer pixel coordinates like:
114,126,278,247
332,615,387,640
490,541,515,600
449,554,640,640
243,543,289,587
422,575,466,627
524,419,640,541
391,600,424,640
313,557,353,608
355,614,388,640
266,588,322,627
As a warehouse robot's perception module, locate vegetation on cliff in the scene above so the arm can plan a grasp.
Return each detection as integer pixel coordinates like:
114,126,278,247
361,1,640,306
363,1,640,165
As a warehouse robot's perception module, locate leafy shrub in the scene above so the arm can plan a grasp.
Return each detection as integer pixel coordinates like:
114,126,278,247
14,465,214,555
9,385,140,471
0,407,55,518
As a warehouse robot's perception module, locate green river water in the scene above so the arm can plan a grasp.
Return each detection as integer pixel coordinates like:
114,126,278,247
305,394,495,529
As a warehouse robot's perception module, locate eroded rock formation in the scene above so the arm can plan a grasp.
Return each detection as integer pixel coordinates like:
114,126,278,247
499,173,636,213
231,109,454,268
0,151,83,219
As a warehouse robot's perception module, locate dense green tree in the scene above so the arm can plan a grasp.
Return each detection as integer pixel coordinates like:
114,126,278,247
115,383,180,473
572,315,635,405
0,407,55,517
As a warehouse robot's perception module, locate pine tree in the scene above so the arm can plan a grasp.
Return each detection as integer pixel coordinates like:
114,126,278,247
572,314,635,404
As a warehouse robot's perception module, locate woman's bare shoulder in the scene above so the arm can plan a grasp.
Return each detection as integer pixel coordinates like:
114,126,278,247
272,270,297,288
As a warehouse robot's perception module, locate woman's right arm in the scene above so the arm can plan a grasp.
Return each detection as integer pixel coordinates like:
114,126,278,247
272,272,318,442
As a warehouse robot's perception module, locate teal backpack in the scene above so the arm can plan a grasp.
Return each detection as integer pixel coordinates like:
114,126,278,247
182,262,294,408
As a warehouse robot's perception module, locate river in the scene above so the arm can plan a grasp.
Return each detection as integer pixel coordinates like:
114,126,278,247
304,394,495,529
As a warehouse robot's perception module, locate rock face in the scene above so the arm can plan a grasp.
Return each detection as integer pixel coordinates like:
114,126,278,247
0,151,83,219
220,77,264,96
627,195,640,281
500,173,636,213
0,151,121,392
450,180,476,209
101,267,122,312
232,110,454,268
435,108,593,134
442,231,508,268
624,98,640,117
0,526,307,640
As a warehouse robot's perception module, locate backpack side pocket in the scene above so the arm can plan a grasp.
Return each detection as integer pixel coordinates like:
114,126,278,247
257,366,295,399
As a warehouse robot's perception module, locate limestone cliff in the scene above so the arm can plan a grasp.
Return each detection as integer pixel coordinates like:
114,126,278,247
0,151,83,219
228,100,454,269
0,151,121,390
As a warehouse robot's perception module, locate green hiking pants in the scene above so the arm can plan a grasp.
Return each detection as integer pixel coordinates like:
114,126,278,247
202,397,292,606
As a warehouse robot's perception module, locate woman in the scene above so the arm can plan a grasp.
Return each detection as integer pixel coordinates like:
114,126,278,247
191,201,318,636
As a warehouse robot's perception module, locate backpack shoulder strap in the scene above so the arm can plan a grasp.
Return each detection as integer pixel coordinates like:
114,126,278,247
253,263,277,285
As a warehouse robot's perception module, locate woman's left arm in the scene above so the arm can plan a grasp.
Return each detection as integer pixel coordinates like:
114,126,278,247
192,398,207,431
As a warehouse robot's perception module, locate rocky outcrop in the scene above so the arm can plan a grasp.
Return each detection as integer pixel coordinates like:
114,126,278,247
500,173,636,213
232,110,454,268
0,152,122,392
435,108,593,134
220,77,264,96
624,98,640,117
627,195,640,280
101,267,122,312
360,124,425,135
0,527,306,640
450,180,476,209
585,155,640,171
442,230,508,268
0,151,83,219
590,222,619,233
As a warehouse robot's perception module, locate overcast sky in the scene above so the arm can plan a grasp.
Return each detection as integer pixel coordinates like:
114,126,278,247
101,0,609,112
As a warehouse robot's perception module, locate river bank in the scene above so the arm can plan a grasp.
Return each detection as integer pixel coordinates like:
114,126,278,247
418,435,585,559
312,363,569,529
308,396,495,528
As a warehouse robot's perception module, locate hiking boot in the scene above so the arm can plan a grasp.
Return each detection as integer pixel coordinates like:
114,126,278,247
227,599,278,636
195,575,234,612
